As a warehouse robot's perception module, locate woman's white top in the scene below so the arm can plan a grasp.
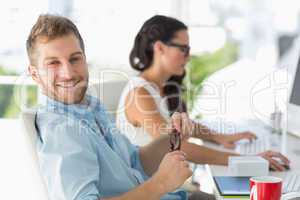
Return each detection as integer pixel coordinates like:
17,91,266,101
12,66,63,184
116,76,171,146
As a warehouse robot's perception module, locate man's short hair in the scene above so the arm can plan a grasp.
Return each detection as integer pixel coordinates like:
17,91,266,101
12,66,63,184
26,14,85,65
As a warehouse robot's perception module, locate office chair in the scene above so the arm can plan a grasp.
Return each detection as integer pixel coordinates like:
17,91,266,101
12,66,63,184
88,79,127,119
20,109,49,199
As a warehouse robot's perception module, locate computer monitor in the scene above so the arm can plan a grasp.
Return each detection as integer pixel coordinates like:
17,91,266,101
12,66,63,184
288,50,300,138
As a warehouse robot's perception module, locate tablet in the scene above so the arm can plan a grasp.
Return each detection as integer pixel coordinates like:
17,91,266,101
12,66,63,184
213,176,250,196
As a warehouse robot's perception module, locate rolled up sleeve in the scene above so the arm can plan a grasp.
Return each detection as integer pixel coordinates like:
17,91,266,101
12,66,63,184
130,145,150,180
114,133,149,180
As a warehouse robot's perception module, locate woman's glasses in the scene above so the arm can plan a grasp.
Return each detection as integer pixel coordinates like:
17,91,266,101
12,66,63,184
165,42,190,57
170,128,181,152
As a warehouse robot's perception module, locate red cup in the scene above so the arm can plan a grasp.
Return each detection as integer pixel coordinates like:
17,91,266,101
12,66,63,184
250,176,282,200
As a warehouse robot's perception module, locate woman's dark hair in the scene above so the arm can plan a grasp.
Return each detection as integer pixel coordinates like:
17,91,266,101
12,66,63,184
129,15,188,115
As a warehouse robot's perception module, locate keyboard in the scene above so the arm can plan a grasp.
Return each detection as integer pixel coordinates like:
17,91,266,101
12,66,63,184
283,174,300,193
235,138,271,155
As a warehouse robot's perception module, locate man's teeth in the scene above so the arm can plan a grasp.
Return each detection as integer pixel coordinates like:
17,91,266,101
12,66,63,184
57,81,78,88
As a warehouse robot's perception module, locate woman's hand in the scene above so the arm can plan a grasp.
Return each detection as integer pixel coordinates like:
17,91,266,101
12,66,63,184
213,131,257,148
171,112,194,141
258,150,290,171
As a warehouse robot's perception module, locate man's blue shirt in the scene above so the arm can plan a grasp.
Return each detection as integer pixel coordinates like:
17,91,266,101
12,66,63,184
36,95,187,200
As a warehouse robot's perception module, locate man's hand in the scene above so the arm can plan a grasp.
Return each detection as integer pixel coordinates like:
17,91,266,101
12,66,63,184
139,112,194,177
152,151,192,194
258,150,290,171
213,131,257,149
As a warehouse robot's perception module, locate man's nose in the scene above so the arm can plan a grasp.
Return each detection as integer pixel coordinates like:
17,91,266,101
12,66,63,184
59,61,74,79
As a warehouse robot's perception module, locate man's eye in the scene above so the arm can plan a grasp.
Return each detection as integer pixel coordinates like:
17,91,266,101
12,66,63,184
70,57,81,64
47,61,60,66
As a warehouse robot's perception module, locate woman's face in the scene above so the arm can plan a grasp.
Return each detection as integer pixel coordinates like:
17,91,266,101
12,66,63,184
160,30,190,76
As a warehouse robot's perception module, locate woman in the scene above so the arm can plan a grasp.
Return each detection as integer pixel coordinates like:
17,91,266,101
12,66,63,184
117,15,289,170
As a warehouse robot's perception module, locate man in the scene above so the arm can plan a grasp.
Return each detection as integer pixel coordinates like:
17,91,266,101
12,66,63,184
27,14,194,200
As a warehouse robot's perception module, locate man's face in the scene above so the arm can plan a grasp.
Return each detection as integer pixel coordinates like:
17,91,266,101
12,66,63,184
29,33,89,104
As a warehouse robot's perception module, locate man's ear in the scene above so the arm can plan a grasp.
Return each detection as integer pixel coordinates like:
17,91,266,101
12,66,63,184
28,65,41,84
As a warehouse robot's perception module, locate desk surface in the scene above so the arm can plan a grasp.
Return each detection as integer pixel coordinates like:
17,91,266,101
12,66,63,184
203,132,300,200
207,133,300,176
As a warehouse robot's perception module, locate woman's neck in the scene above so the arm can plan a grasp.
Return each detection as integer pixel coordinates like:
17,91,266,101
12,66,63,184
140,65,170,93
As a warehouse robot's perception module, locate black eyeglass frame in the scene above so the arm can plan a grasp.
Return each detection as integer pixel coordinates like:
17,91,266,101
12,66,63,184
164,42,190,57
169,128,181,152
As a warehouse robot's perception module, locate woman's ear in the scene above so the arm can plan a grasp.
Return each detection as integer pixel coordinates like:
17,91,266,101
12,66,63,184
153,40,165,55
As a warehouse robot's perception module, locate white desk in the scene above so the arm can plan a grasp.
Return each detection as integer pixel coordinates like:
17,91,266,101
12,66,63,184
202,132,300,200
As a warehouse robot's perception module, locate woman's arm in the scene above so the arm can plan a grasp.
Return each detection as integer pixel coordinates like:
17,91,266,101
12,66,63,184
191,122,216,141
192,122,257,148
124,87,237,166
125,87,170,138
124,87,290,170
181,141,238,165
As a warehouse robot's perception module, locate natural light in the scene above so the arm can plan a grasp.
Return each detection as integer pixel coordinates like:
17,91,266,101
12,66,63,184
1,0,300,199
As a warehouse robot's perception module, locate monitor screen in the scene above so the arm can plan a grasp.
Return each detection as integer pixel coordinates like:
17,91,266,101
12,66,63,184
290,55,300,106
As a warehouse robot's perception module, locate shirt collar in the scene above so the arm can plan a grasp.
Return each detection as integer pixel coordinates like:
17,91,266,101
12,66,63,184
40,94,114,140
41,94,99,117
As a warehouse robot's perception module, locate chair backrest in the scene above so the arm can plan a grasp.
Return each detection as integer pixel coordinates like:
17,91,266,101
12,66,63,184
88,79,127,119
20,109,39,162
20,109,49,199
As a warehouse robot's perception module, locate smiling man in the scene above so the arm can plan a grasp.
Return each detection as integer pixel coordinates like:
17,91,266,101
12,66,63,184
27,19,88,104
26,14,199,200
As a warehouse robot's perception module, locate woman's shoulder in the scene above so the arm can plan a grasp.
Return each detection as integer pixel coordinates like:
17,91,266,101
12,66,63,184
125,76,159,96
119,77,153,110
122,78,157,111
127,76,150,88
